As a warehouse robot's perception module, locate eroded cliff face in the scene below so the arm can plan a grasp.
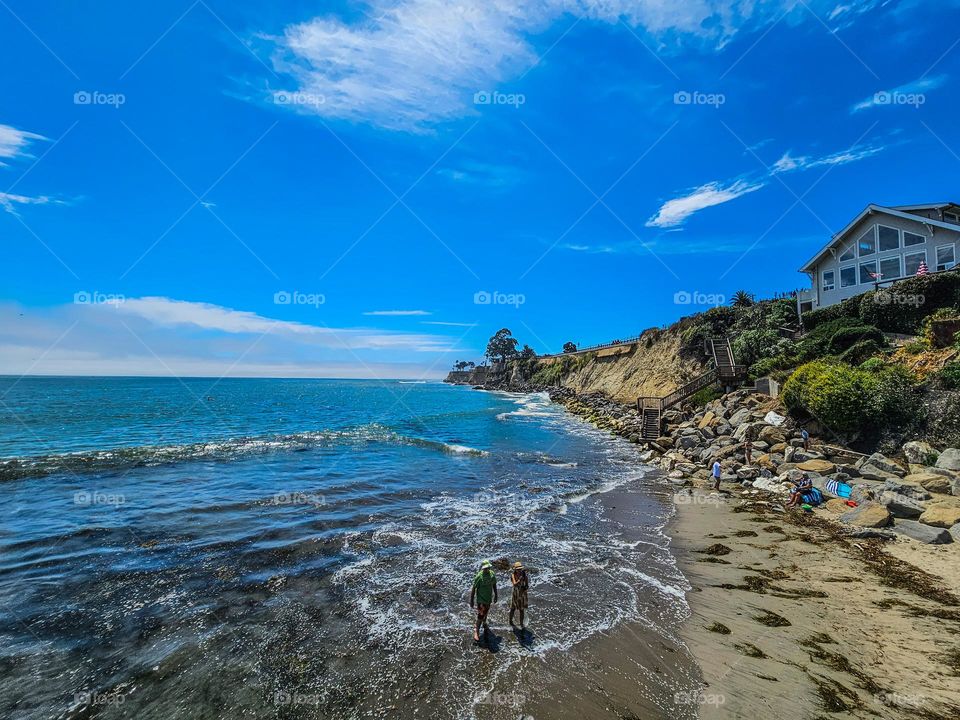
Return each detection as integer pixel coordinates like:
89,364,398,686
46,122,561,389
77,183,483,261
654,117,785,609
555,330,709,403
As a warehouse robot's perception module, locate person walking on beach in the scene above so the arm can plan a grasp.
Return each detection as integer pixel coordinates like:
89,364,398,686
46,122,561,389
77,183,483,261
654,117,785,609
508,561,528,629
712,459,722,491
469,560,497,641
801,428,811,451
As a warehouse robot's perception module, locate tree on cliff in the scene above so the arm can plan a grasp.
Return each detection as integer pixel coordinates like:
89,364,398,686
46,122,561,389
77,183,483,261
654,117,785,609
732,290,755,308
519,344,537,360
562,341,577,353
452,360,475,371
486,328,520,364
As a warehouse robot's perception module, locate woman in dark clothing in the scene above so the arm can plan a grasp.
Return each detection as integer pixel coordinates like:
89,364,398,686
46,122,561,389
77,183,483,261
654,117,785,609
509,561,528,629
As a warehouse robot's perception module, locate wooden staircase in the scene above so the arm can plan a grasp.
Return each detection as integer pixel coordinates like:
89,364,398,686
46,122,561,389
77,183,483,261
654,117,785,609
635,335,747,440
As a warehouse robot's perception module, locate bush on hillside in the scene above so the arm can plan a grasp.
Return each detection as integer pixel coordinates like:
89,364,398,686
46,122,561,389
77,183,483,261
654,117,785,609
919,307,960,347
803,271,960,334
838,339,882,366
782,359,918,438
733,329,791,367
827,325,885,355
938,362,960,390
859,357,885,372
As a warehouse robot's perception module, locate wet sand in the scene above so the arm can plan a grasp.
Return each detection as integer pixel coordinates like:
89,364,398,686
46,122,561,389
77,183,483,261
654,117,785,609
671,487,960,719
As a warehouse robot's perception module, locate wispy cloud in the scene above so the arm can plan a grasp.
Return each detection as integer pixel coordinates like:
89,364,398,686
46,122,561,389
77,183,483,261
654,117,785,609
646,178,764,228
422,320,477,327
851,74,947,112
0,191,66,217
0,123,46,165
262,1,842,131
772,143,885,173
363,309,431,316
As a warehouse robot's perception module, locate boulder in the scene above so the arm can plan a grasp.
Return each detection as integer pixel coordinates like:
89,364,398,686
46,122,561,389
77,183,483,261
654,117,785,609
951,524,960,543
753,477,789,493
841,503,892,528
769,442,787,454
878,491,925,519
891,519,953,545
904,472,953,495
763,410,787,426
919,506,960,528
792,449,825,463
737,467,760,480
728,408,752,427
835,463,860,478
882,479,931,501
797,459,836,474
758,426,786,444
697,411,715,430
859,452,906,478
824,498,850,514
935,448,960,471
903,440,939,466
655,436,674,448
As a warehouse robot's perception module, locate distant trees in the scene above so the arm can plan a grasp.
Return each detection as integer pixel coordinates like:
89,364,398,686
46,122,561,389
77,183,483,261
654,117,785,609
485,328,520,364
451,360,476,371
562,341,577,353
519,344,537,360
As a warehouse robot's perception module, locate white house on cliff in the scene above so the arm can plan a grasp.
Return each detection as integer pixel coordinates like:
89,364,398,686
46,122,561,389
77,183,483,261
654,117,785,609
797,202,960,314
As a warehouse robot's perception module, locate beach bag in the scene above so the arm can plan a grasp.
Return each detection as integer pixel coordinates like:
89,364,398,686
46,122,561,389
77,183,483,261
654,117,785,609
836,483,852,499
802,487,823,506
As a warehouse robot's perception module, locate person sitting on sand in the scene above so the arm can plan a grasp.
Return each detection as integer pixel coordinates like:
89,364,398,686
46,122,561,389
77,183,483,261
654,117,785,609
470,560,498,641
508,561,528,629
786,473,813,508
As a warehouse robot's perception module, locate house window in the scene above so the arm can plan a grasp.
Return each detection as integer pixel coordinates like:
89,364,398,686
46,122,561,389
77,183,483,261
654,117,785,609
840,265,857,288
903,231,925,247
944,212,960,224
859,260,878,284
877,225,900,252
879,256,901,281
822,270,835,292
857,228,876,256
936,244,956,271
838,243,856,262
904,250,926,276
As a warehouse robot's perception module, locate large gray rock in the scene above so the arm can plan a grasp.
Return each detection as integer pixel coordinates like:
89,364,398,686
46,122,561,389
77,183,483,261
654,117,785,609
891,519,953,545
841,503,892,528
859,452,907,478
883,479,931,502
951,524,960,543
936,448,960,471
878,491,925,519
792,449,825,463
903,440,939,466
727,408,752,427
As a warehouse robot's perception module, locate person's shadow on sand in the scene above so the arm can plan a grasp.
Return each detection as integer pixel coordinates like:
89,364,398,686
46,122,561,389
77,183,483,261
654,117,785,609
512,626,534,650
476,631,502,653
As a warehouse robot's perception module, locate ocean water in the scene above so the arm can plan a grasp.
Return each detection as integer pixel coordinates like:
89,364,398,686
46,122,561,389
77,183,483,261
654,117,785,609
0,377,698,719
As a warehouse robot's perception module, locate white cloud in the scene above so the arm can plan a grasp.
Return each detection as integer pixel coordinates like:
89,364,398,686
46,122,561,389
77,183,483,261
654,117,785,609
851,74,948,112
0,191,66,217
0,299,464,379
0,123,46,165
422,320,477,327
772,143,884,173
362,309,431,316
264,1,836,130
645,178,764,228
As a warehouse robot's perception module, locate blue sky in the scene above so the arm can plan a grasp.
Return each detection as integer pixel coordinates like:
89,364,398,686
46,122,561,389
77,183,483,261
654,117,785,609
2,0,959,378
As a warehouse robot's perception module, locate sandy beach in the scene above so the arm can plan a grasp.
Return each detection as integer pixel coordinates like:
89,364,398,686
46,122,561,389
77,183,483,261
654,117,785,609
671,485,960,719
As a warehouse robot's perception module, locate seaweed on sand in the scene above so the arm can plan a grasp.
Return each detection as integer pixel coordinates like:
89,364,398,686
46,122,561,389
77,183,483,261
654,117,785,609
734,642,767,658
707,622,731,634
753,610,791,627
696,543,732,556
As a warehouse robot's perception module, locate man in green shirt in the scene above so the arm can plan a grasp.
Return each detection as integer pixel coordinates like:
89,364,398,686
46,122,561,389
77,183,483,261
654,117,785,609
469,560,498,641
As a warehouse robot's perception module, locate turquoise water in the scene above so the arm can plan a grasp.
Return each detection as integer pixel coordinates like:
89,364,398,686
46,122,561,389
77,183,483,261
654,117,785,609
0,377,696,719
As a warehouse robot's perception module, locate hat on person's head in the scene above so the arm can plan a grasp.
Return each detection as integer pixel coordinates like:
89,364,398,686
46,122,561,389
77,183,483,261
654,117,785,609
513,561,524,569
480,560,493,570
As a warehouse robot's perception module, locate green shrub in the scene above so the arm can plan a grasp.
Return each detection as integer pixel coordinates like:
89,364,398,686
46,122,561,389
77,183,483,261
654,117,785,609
732,329,788,367
750,354,794,378
919,307,960,347
859,357,885,372
688,386,723,407
939,362,960,390
903,340,928,354
838,339,882,365
827,325,885,355
782,360,918,437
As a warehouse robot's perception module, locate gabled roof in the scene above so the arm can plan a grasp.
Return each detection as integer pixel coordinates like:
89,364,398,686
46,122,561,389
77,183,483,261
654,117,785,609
798,204,960,273
890,202,960,212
